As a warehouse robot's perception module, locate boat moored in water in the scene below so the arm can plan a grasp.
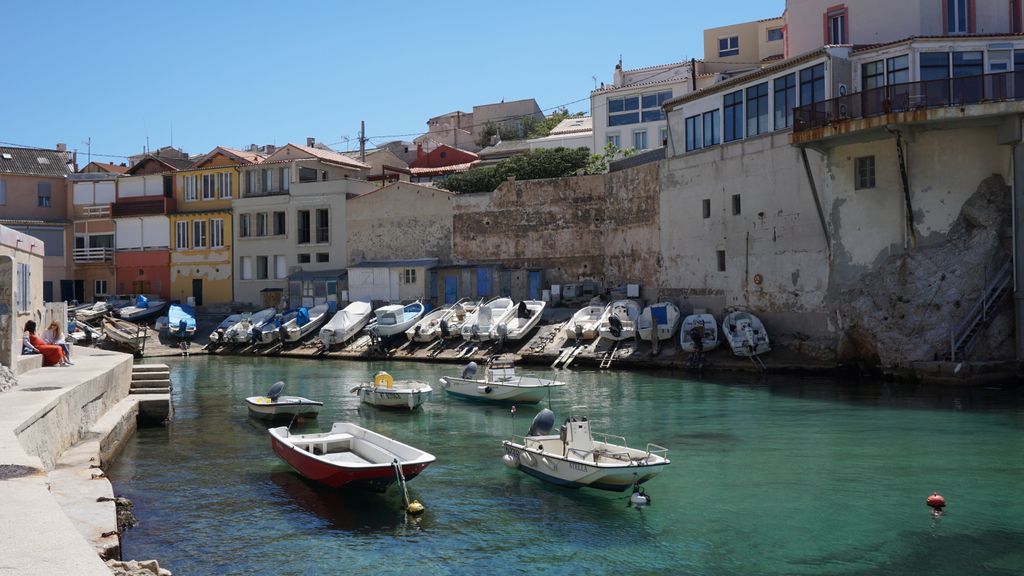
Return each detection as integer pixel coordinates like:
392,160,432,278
245,381,323,421
439,358,564,404
351,371,433,410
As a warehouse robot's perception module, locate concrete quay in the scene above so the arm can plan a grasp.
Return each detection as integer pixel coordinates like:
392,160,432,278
0,347,168,576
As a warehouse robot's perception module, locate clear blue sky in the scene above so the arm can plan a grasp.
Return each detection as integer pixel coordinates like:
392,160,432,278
2,0,783,162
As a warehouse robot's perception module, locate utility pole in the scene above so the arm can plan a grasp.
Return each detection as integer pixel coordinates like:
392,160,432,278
83,137,91,165
359,120,367,162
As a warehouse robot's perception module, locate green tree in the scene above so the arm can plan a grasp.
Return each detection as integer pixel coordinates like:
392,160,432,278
580,142,635,175
439,147,592,194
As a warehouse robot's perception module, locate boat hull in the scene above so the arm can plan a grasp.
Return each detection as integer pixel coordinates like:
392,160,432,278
245,396,322,420
271,436,430,491
502,442,667,491
439,376,560,404
355,385,432,410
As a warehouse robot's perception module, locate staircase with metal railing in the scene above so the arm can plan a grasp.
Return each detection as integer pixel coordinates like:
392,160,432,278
949,259,1013,362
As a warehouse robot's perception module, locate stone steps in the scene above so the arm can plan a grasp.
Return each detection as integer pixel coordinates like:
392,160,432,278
129,363,171,396
131,371,169,382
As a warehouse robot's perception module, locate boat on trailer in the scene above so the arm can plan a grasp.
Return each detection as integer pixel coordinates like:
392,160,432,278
269,422,435,491
439,358,564,404
351,371,433,410
502,408,670,492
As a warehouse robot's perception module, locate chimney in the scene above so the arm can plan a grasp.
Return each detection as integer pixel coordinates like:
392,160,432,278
416,143,424,160
306,137,315,147
265,145,276,154
56,143,67,152
249,144,258,152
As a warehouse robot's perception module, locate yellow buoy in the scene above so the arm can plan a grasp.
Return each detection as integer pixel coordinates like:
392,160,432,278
406,500,425,515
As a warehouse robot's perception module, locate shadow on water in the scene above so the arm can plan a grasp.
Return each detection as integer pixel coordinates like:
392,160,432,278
267,471,407,534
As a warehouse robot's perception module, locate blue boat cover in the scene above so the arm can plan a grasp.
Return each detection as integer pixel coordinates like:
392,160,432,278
296,307,310,327
168,304,196,332
651,305,668,326
135,294,149,309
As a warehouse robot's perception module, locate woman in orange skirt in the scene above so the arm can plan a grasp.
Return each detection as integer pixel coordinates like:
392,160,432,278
24,320,68,367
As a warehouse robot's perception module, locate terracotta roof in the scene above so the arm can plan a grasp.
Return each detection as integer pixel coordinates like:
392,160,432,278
0,146,76,178
191,146,267,167
409,161,478,177
291,143,370,169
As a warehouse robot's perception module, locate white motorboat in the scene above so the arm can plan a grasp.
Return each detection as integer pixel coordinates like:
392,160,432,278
269,422,435,491
596,300,641,341
258,310,298,345
439,299,479,339
680,313,720,353
502,408,670,492
350,371,433,410
225,308,277,344
68,320,102,343
245,381,322,421
721,309,770,356
73,301,110,323
494,300,546,341
367,301,425,338
562,304,607,342
637,302,680,342
117,295,166,322
320,301,373,346
280,303,331,343
405,299,472,343
207,313,242,346
439,358,565,404
461,297,515,342
102,317,148,354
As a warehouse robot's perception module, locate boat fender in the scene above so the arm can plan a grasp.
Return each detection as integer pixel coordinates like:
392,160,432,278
502,453,519,469
630,487,651,507
476,385,493,394
374,371,394,389
926,492,946,509
520,451,536,467
407,500,425,515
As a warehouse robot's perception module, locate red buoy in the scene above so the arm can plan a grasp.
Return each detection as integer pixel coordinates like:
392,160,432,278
926,492,946,509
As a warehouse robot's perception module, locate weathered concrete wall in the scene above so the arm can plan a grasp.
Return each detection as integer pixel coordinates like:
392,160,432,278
347,183,453,264
451,163,661,300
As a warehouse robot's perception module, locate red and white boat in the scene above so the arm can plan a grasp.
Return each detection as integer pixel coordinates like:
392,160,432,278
269,423,435,491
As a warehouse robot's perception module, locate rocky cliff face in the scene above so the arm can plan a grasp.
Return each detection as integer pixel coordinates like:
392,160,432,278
836,174,1014,368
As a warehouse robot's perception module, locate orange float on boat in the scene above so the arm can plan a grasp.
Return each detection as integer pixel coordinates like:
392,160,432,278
926,492,946,509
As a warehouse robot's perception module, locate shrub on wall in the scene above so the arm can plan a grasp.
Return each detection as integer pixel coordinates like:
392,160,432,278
439,147,592,194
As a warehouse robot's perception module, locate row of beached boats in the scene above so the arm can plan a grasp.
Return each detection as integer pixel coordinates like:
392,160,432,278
69,296,197,354
563,299,771,357
246,358,668,498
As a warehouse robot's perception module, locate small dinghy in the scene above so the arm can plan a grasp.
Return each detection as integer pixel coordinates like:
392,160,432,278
502,408,670,492
351,371,433,410
439,357,565,404
563,304,606,342
320,301,373,346
721,309,770,356
680,313,720,353
73,301,110,323
367,301,425,338
269,422,435,491
245,381,323,421
167,303,196,339
493,300,546,341
637,302,680,343
117,295,166,322
596,300,641,341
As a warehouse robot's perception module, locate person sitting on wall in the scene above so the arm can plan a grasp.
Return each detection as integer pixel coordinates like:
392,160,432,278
24,320,69,367
43,321,73,365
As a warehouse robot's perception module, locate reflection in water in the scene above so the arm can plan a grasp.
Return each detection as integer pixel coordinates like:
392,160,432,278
268,471,405,533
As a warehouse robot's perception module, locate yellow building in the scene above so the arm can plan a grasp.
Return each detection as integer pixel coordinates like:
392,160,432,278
170,147,264,305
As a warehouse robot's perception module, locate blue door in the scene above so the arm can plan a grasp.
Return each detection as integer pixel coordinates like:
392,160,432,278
444,276,458,304
476,268,492,298
528,271,541,300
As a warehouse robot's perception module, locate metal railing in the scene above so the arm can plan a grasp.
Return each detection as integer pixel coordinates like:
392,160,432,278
80,204,111,218
794,70,1024,133
73,247,114,262
111,197,175,217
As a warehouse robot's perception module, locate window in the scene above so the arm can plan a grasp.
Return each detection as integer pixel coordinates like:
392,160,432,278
746,82,770,136
855,156,876,189
403,269,417,284
175,220,189,249
633,130,648,150
316,252,329,263
240,256,253,280
37,182,51,207
606,134,621,148
219,172,232,199
256,256,269,280
95,279,108,296
263,169,273,192
799,63,826,106
210,218,224,248
920,52,950,81
184,175,197,201
0,179,6,204
946,0,968,33
773,73,797,129
273,211,286,235
641,91,672,122
886,55,909,85
767,27,784,42
723,90,744,142
607,95,640,126
274,255,287,279
717,250,726,272
299,167,317,182
297,210,311,244
280,167,290,192
16,262,29,312
256,212,268,237
202,174,215,199
327,281,337,297
826,7,848,45
703,110,720,146
239,213,250,238
989,50,1011,72
732,194,742,215
246,171,257,196
862,60,884,90
685,115,702,152
952,51,983,77
316,209,329,243
702,199,711,219
719,36,739,57
192,219,207,248
298,253,311,264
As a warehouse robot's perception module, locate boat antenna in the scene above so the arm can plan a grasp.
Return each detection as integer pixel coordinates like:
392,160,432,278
510,405,516,435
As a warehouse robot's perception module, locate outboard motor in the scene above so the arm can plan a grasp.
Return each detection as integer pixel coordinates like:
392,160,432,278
439,319,450,339
495,323,508,341
266,381,285,401
609,315,623,338
526,408,555,437
461,361,478,380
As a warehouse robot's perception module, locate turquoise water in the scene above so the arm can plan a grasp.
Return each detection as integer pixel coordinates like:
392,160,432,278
107,356,1024,575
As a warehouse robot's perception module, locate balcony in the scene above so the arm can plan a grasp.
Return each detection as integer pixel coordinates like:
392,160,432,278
78,204,111,219
793,71,1024,144
111,197,176,217
73,247,114,263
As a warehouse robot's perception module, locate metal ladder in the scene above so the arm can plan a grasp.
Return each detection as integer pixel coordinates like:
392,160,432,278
599,342,619,369
949,259,1012,362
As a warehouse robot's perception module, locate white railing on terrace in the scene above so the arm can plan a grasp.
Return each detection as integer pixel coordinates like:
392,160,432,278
80,204,111,218
73,247,114,262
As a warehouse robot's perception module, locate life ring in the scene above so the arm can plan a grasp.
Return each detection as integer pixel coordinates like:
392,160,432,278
753,273,763,285
374,371,394,389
